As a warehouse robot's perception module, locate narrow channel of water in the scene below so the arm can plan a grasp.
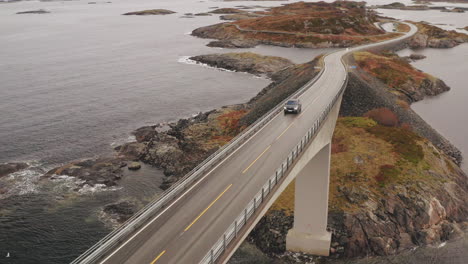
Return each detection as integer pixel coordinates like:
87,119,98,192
397,44,468,172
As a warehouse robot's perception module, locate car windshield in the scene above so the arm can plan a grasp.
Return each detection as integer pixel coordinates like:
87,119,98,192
286,100,297,105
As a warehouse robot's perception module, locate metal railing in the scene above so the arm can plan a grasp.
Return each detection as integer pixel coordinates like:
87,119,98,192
199,71,348,264
71,57,326,264
197,21,418,264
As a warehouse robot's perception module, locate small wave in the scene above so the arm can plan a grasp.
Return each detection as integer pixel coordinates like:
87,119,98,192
110,135,136,148
178,56,269,80
3,166,43,197
78,184,121,195
178,56,236,73
437,241,447,248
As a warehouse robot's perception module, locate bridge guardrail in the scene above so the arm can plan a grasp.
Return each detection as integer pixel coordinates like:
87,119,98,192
198,68,348,264
71,55,327,264
198,21,419,264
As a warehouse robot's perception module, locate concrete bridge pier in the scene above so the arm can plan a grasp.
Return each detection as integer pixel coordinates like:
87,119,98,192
285,94,343,256
286,143,332,256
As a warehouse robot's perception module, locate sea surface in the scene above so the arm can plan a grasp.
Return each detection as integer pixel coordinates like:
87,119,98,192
0,0,331,263
0,0,467,263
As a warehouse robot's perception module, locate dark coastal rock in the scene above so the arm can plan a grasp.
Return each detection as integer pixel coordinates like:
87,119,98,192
408,53,427,60
206,40,258,48
123,9,176,16
409,25,468,49
16,9,50,14
128,162,141,170
116,142,146,161
209,8,246,14
133,126,157,143
399,77,450,102
220,13,262,21
0,163,28,178
194,13,212,16
101,200,137,226
189,52,294,77
43,158,125,187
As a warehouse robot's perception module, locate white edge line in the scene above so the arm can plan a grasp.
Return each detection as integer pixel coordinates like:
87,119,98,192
99,97,284,264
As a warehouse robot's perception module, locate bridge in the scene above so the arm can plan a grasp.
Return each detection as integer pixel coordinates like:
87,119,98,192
72,22,418,264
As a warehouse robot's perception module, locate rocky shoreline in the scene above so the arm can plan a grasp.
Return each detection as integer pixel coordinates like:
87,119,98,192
117,56,323,189
189,52,294,78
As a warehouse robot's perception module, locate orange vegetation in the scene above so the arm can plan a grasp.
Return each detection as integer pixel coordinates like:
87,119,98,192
364,108,399,127
354,51,429,88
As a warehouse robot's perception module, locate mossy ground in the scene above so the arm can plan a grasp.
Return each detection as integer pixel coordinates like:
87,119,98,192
270,117,457,214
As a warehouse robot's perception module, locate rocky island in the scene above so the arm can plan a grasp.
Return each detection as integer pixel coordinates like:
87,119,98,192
123,9,176,16
409,22,468,48
16,9,50,14
192,1,400,49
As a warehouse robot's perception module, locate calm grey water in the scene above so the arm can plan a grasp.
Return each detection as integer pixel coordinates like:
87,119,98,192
376,6,468,172
0,0,466,263
397,44,468,172
0,0,331,263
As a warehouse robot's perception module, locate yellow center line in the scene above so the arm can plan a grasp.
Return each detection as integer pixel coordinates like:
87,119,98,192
150,250,166,264
184,184,233,232
276,122,295,141
242,145,271,174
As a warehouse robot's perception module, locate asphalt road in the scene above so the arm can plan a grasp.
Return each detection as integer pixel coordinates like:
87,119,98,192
97,23,418,264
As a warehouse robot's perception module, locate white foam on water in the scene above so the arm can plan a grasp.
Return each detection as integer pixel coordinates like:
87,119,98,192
437,241,447,248
110,135,137,148
4,165,43,197
78,183,121,195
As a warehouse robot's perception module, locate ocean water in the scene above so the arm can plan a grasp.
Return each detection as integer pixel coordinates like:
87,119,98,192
0,0,331,263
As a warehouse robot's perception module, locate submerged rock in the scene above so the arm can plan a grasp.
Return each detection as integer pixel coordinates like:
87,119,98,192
43,158,126,187
206,39,258,49
16,9,50,14
408,53,427,60
0,163,28,178
100,200,138,227
128,162,141,170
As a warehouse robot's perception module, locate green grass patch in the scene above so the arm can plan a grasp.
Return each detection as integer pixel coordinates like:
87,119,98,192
367,126,424,165
341,117,377,128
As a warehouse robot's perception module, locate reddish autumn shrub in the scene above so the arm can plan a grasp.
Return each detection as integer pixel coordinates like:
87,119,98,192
364,108,399,127
375,164,399,187
331,143,348,154
401,122,412,131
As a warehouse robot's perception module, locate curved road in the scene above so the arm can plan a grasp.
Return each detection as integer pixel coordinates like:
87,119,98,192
96,22,417,264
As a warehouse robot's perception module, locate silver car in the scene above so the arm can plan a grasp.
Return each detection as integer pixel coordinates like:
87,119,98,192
284,99,302,114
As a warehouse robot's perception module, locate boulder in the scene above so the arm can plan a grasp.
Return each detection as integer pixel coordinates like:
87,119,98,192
128,162,141,170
